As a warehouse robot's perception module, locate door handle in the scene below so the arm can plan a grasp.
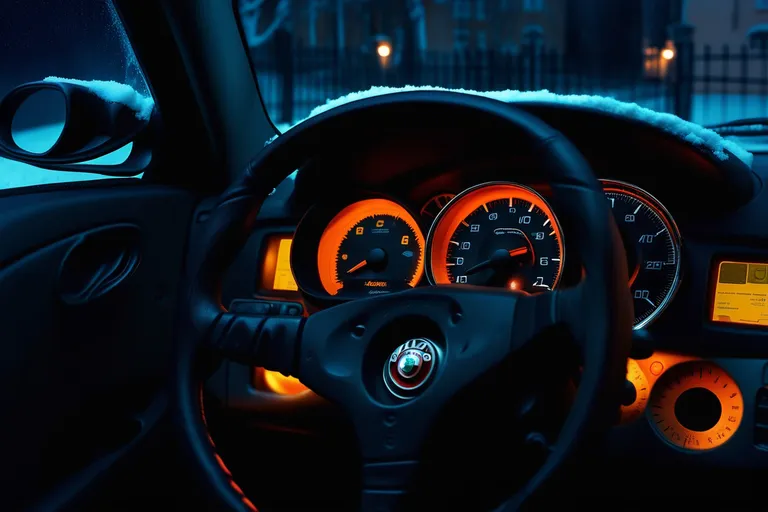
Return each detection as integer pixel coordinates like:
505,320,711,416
58,224,141,305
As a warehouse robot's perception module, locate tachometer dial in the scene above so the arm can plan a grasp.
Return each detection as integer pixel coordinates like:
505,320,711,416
648,360,743,451
601,180,682,329
427,182,564,293
317,198,425,297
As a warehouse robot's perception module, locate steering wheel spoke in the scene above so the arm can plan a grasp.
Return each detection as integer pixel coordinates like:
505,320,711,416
511,282,587,353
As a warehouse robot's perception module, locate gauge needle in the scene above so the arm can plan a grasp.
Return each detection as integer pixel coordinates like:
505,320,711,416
347,260,367,274
465,247,529,276
508,247,528,258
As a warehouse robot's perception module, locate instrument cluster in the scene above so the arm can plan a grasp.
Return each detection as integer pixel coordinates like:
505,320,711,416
290,179,682,329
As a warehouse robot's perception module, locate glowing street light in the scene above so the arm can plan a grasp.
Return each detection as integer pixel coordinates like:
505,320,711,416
377,42,391,58
373,34,393,69
661,48,675,60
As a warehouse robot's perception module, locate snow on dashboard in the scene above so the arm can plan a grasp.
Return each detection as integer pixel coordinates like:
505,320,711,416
268,86,754,168
43,77,155,121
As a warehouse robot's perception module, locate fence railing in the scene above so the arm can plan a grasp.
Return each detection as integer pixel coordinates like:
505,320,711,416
251,40,768,127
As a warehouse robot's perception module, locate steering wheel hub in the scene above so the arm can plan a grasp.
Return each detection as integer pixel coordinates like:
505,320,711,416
384,338,439,399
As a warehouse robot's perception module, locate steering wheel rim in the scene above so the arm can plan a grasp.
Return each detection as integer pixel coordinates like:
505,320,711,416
174,91,633,511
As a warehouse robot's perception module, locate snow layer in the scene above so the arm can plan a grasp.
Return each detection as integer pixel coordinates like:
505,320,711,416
43,77,155,121
269,86,753,168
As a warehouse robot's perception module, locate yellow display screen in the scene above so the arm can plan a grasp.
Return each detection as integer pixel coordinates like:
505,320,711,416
712,261,768,326
261,235,298,292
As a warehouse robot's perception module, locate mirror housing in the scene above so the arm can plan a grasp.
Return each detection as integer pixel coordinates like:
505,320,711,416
0,79,156,176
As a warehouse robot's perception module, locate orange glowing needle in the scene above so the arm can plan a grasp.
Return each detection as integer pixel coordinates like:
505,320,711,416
347,260,368,274
508,247,529,258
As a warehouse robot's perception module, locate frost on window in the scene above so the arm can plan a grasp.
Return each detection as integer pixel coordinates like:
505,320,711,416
0,0,152,189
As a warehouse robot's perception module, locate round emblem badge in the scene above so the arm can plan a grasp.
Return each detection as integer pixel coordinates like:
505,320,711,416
383,338,439,399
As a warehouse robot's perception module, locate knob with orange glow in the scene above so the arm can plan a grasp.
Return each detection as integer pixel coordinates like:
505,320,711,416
647,360,743,451
316,198,425,297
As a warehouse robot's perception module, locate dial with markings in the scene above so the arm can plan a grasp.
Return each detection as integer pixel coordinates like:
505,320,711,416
602,180,682,329
427,182,564,294
620,359,650,424
648,360,743,451
317,198,425,297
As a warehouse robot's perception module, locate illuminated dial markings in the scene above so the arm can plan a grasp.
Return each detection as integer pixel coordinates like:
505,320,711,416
427,183,564,294
620,359,650,424
420,193,456,220
444,197,562,292
334,213,423,293
317,198,425,297
648,360,743,451
602,180,682,329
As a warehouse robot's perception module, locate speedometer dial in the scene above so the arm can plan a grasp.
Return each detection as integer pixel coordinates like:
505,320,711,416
601,180,682,329
427,182,564,293
317,198,425,297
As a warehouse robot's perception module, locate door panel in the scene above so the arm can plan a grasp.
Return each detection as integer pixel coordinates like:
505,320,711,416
0,183,196,510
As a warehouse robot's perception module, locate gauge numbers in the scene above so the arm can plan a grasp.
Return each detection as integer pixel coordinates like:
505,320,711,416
602,180,682,329
427,183,564,294
317,198,425,297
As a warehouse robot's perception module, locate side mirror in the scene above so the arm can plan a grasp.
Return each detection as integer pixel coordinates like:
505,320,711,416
0,79,156,176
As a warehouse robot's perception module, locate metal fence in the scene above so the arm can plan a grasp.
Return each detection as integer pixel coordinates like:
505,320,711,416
251,39,768,127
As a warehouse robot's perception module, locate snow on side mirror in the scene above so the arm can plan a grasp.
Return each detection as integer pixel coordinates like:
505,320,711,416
0,78,156,176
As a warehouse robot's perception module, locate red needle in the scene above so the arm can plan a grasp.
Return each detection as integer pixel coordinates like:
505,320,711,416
508,247,529,258
347,260,368,274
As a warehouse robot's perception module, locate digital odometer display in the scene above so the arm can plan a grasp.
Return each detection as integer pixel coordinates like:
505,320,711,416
602,180,682,329
712,261,768,326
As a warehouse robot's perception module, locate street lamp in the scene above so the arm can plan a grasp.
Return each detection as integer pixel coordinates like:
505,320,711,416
377,41,391,58
661,48,675,60
373,34,392,68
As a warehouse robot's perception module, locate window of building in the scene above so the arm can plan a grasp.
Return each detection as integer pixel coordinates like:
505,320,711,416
523,0,544,12
748,25,768,50
522,24,545,48
476,0,486,20
477,31,488,50
453,28,471,50
453,0,471,20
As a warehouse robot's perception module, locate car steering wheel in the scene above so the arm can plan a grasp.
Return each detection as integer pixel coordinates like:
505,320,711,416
174,91,633,511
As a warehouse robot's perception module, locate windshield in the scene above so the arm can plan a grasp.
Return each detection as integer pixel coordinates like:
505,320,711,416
237,0,768,134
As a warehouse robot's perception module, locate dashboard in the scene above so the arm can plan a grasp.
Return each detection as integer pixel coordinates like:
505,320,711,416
207,104,768,500
289,179,681,330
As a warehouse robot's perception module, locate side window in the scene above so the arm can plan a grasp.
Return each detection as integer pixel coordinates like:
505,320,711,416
0,0,151,190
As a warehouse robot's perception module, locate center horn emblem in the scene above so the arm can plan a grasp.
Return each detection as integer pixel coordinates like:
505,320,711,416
383,338,439,399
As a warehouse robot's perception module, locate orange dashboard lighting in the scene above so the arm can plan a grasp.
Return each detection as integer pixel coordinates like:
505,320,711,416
712,261,768,326
262,370,309,395
647,360,743,451
317,198,425,296
261,235,298,292
428,183,563,287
